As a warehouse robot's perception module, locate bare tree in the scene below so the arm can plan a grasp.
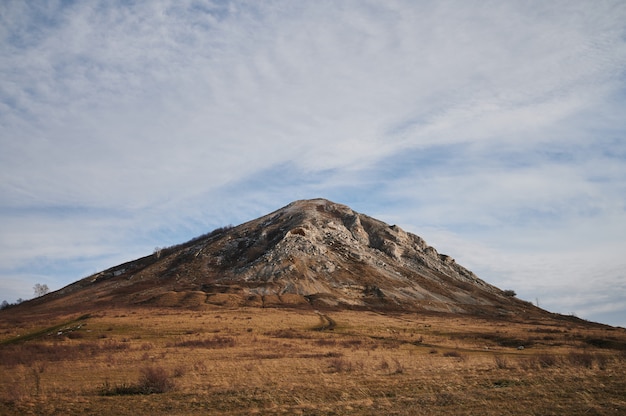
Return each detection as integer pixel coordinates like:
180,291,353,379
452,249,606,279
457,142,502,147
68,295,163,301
34,283,50,297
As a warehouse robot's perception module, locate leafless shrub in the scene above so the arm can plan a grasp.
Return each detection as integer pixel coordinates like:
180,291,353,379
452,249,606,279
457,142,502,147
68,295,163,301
138,366,174,393
33,283,50,297
100,366,174,395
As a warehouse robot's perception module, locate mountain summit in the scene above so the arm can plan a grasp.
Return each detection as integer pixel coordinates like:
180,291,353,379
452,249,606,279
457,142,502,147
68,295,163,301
37,199,538,316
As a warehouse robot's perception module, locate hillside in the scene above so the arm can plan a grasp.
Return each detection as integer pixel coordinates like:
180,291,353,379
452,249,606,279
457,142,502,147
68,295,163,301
24,198,542,318
2,199,626,415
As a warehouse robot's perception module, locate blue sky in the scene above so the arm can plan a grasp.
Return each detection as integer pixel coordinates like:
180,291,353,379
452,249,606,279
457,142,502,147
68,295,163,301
1,0,625,326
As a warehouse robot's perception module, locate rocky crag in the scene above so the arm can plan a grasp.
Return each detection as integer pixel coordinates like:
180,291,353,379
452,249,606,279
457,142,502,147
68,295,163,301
34,199,540,316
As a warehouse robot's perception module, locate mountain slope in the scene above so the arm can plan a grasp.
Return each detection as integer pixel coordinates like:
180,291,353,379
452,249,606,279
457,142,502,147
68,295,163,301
29,199,540,316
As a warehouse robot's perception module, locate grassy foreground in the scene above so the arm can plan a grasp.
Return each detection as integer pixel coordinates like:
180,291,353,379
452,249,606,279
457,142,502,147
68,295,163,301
1,306,625,415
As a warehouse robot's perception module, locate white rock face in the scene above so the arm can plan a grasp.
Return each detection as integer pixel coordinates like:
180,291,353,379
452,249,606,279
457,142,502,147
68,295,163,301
169,198,505,310
66,198,525,314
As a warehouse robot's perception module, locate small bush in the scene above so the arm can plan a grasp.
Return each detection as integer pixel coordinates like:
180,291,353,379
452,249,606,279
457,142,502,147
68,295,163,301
138,366,174,393
100,366,174,395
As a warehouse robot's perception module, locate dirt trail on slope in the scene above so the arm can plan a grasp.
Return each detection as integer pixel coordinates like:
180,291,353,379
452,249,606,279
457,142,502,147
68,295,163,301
314,312,336,331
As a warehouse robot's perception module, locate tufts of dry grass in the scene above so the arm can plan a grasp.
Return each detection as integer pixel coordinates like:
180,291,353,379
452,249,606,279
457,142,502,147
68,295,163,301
100,366,175,396
171,336,235,348
1,306,626,415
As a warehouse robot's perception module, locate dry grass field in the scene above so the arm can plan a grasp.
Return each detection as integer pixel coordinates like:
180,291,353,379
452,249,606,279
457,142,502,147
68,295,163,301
1,305,625,415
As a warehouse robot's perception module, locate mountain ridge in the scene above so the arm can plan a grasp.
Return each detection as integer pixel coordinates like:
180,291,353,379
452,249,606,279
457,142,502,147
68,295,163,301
26,198,544,318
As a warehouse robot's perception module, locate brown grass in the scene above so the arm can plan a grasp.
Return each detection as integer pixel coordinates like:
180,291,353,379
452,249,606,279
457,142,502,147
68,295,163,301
0,306,625,415
100,366,175,395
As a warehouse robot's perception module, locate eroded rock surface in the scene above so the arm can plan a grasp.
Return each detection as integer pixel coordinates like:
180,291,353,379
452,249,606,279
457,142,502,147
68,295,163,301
44,199,535,315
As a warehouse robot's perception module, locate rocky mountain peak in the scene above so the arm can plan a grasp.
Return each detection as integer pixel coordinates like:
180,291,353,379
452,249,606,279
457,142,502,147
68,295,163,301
43,199,535,316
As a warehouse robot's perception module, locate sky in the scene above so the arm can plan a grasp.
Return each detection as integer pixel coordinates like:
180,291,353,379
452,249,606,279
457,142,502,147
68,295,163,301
1,0,625,327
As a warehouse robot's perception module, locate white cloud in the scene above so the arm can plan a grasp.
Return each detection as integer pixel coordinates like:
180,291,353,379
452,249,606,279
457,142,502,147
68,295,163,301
1,0,625,325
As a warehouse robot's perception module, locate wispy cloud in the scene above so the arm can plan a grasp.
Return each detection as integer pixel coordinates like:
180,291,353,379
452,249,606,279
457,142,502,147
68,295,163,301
1,0,625,325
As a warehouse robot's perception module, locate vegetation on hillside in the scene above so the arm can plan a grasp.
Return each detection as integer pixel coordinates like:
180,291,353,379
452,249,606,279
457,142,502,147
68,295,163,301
1,306,625,415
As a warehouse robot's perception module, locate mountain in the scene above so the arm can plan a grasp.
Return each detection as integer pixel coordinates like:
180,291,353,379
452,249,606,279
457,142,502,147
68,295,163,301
28,198,543,317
